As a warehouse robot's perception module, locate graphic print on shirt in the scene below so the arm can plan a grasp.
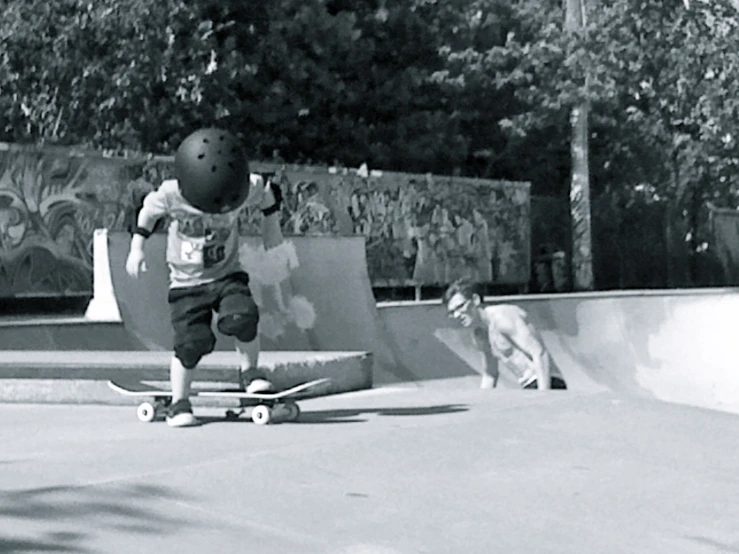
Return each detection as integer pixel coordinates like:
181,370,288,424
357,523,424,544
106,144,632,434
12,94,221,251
176,213,234,269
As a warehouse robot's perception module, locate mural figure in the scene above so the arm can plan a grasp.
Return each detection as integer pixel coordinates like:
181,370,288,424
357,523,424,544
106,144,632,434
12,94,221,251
239,239,316,343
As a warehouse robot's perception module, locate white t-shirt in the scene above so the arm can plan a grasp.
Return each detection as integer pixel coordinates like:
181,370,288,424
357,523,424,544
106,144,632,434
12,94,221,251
140,175,262,289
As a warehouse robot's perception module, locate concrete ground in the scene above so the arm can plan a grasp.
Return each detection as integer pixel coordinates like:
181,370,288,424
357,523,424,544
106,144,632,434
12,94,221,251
1,377,738,554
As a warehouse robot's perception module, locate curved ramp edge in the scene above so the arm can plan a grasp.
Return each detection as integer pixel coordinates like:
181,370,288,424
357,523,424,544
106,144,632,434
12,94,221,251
378,290,739,414
84,229,122,323
107,232,416,383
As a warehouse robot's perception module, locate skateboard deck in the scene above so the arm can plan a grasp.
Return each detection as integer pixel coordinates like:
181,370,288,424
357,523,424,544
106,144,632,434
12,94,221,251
108,378,331,424
197,378,331,400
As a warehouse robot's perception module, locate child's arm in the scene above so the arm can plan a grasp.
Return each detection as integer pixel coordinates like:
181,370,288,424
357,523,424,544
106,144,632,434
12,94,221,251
241,173,283,250
136,186,169,232
258,177,284,251
126,183,171,278
243,174,266,207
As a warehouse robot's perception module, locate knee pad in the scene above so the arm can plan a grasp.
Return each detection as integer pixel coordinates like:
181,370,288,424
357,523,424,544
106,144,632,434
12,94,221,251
218,310,260,342
174,337,215,370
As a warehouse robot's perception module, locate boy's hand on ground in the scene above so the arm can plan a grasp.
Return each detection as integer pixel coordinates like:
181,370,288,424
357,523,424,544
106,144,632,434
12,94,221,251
480,373,498,390
125,249,147,278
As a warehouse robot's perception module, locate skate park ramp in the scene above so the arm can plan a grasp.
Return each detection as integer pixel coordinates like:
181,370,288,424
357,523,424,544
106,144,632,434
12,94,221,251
107,232,416,384
376,289,739,415
107,231,739,414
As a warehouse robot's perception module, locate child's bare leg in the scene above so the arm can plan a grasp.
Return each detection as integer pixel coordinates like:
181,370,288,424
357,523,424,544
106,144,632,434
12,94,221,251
166,354,200,427
235,335,258,372
217,271,273,393
167,283,215,427
170,355,194,402
235,336,273,393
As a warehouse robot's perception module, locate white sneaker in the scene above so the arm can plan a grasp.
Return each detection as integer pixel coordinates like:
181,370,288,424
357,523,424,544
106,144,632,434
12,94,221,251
240,369,275,394
166,399,201,427
246,378,274,394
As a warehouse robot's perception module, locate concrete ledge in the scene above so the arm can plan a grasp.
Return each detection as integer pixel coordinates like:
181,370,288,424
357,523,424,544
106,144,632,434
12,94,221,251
0,321,145,350
0,350,373,405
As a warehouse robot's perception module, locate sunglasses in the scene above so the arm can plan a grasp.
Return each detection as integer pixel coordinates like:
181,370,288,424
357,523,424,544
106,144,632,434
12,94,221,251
447,298,471,318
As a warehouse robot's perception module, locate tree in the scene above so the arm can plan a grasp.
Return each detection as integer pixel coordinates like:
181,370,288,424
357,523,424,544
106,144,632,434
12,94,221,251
246,0,464,173
565,0,593,290
579,0,739,282
431,0,739,286
0,0,230,153
0,0,465,174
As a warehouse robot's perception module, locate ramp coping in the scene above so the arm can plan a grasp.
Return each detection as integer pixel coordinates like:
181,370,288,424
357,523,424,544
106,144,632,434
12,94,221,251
84,228,123,323
0,316,103,328
378,286,739,308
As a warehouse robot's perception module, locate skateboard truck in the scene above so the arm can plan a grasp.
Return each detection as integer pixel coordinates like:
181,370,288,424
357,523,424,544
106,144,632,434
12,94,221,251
224,402,300,425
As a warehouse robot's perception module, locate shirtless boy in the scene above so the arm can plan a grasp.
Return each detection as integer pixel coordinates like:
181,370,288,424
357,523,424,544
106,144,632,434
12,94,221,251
442,278,567,390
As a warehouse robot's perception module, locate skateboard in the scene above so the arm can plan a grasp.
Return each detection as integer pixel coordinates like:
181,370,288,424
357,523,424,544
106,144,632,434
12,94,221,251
107,378,331,425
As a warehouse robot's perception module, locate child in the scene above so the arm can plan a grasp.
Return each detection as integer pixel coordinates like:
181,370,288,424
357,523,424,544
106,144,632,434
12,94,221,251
125,128,284,427
442,277,567,390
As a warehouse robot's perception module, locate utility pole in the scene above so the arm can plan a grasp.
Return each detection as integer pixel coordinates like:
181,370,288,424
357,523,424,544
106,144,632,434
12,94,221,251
565,0,594,290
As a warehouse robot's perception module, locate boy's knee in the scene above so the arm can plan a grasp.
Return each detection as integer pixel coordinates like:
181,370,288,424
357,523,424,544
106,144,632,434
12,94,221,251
174,337,216,369
217,274,260,342
218,311,259,343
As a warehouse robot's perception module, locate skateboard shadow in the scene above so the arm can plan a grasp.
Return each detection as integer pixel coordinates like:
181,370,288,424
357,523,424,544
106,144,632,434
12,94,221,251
194,409,369,425
196,415,363,425
194,403,470,426
685,536,739,554
297,403,470,424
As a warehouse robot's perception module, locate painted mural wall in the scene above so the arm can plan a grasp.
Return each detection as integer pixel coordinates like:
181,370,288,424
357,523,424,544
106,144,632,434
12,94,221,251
0,142,530,298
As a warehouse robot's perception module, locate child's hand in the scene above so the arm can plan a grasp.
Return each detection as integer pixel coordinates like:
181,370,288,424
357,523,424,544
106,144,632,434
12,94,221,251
125,248,147,278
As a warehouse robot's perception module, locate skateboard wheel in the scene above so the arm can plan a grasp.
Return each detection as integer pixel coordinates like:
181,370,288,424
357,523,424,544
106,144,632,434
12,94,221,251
251,405,271,425
137,402,157,423
285,403,301,422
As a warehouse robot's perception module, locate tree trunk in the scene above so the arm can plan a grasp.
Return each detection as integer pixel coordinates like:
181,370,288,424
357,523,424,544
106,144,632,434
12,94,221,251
569,105,593,290
566,0,593,291
665,200,673,287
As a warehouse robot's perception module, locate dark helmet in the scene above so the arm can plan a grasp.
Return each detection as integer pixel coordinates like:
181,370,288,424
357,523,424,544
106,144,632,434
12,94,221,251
174,128,250,213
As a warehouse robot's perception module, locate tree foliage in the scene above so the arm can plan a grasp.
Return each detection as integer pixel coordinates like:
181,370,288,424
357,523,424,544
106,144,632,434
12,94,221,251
431,0,739,203
1,0,738,210
0,0,462,174
1,0,216,150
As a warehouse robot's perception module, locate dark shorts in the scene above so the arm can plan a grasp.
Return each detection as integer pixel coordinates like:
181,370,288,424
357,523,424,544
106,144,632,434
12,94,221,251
168,271,259,358
523,376,568,390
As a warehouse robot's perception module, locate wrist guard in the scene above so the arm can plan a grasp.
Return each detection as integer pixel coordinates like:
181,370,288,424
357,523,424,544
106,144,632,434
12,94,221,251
134,226,152,239
261,183,283,216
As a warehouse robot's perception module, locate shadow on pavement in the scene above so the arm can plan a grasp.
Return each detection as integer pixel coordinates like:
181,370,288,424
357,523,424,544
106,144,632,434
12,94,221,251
0,533,84,553
0,483,194,553
686,536,739,554
195,403,470,425
298,403,470,424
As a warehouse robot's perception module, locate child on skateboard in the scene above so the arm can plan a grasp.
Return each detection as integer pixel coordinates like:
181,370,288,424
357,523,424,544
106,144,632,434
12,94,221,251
442,277,567,390
125,128,284,427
